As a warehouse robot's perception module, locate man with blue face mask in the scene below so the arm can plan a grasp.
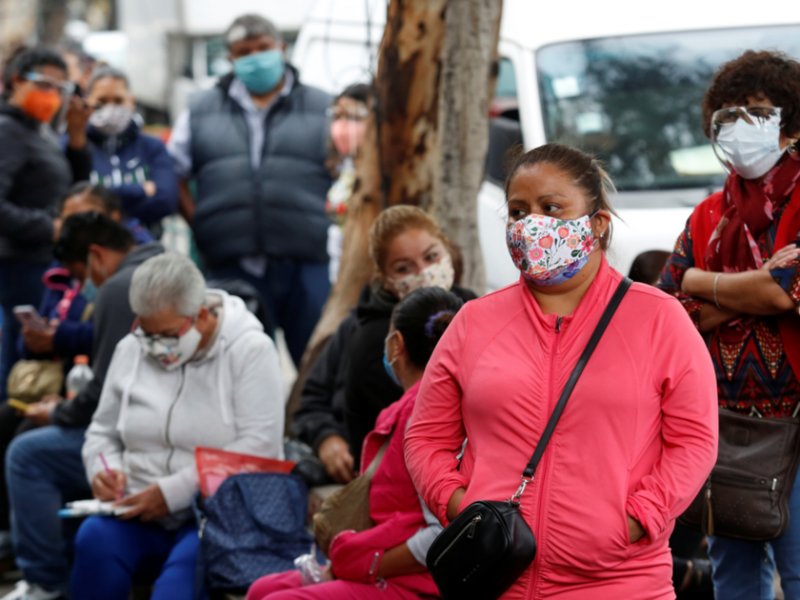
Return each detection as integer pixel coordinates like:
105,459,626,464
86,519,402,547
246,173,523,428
168,14,334,367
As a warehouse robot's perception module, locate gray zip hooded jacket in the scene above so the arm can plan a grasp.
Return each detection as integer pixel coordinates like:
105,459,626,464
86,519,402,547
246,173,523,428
83,290,286,526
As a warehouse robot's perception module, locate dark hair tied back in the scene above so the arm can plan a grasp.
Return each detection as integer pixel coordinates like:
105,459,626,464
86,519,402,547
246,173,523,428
392,287,464,369
425,310,455,339
503,143,618,250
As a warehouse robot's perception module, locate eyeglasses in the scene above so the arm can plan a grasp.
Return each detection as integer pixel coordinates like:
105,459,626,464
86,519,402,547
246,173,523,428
133,317,193,347
326,106,369,121
711,106,782,129
25,72,75,95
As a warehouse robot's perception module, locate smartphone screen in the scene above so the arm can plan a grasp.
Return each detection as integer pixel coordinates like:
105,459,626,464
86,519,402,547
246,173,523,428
13,306,47,331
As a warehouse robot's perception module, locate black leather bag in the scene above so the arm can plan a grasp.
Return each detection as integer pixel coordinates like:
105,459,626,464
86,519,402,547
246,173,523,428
679,408,800,541
426,278,632,600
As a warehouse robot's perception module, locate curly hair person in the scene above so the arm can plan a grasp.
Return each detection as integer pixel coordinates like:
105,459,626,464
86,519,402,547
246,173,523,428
702,50,800,139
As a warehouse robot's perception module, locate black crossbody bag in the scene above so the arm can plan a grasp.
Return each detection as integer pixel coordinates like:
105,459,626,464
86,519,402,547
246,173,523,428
425,277,632,600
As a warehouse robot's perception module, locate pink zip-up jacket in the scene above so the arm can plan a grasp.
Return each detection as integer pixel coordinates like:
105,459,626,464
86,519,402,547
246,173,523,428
404,257,718,600
328,381,439,596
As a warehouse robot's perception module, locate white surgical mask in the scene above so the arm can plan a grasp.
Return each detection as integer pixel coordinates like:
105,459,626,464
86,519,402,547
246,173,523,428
712,106,785,181
135,319,202,371
89,104,133,137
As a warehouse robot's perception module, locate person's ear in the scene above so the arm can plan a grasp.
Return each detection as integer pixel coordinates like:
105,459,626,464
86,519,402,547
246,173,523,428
195,305,210,330
592,209,612,239
392,330,407,362
110,210,122,221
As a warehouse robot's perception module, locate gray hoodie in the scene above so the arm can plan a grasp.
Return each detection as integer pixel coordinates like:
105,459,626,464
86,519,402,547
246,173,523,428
83,290,286,527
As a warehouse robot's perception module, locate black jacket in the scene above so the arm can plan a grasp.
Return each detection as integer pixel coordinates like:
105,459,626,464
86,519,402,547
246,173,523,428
344,282,477,467
291,312,358,450
188,67,333,266
51,243,165,428
0,101,90,263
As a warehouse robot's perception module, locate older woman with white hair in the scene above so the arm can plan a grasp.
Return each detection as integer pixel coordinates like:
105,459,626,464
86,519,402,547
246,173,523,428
70,253,286,600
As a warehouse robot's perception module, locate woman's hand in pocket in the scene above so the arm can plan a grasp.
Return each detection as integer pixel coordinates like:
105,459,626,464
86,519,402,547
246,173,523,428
627,514,645,544
446,488,466,522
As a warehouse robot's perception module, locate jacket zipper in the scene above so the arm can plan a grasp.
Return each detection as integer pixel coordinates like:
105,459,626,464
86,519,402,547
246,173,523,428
164,365,186,474
432,514,482,568
530,316,563,600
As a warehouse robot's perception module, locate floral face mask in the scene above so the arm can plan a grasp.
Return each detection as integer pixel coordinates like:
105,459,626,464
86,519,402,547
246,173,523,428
506,213,597,287
388,253,455,300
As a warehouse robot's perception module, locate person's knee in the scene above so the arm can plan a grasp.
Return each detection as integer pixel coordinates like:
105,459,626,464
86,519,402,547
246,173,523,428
6,430,37,477
75,517,121,561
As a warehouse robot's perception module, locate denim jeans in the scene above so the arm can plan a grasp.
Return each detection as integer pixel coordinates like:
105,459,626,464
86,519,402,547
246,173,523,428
6,425,90,594
0,260,48,403
72,517,200,600
708,472,800,599
209,258,330,366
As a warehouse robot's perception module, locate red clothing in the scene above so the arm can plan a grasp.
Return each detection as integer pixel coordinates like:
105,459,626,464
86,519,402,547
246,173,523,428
247,383,438,600
405,256,718,600
658,180,800,417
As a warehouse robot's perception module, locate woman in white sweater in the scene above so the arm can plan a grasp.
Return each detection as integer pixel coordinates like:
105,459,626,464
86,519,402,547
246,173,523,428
72,253,285,600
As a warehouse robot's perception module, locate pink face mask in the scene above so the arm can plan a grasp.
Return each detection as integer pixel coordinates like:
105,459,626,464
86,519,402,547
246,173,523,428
331,119,366,156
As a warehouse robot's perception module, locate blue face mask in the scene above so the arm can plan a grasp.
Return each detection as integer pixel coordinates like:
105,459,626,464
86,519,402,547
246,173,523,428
233,50,285,95
80,278,97,303
383,332,402,388
80,256,98,303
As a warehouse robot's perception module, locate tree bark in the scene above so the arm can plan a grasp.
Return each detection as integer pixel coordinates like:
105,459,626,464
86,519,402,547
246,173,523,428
0,0,38,67
285,0,448,430
432,0,503,294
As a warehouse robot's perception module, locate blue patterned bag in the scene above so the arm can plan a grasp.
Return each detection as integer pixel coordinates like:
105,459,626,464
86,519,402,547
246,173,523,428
193,472,313,592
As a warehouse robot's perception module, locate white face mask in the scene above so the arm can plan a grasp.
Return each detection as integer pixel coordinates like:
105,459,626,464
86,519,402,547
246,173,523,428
712,106,785,180
135,320,202,371
89,104,133,137
387,253,455,300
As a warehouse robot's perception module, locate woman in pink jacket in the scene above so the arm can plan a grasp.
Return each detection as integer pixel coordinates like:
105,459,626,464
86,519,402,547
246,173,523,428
247,286,465,600
404,143,719,600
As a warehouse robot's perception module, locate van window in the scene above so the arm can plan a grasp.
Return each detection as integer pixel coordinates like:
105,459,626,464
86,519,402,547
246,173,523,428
486,58,522,183
537,25,800,192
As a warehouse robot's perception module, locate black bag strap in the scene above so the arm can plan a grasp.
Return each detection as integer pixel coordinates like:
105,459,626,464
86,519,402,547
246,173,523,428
511,277,632,502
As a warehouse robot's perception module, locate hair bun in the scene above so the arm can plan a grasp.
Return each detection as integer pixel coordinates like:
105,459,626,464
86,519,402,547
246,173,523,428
424,310,456,342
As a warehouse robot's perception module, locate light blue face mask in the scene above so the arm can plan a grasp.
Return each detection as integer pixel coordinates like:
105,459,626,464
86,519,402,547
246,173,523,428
383,332,402,388
80,255,98,303
233,50,285,95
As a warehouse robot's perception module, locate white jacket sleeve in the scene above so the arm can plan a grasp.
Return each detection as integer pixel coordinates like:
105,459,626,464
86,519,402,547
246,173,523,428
82,342,128,486
157,331,286,512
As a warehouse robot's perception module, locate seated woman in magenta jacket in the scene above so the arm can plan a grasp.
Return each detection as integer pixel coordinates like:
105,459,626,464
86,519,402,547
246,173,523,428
247,286,465,600
404,144,719,600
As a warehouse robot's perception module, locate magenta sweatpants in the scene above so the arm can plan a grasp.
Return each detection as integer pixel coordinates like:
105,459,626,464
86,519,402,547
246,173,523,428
246,571,423,600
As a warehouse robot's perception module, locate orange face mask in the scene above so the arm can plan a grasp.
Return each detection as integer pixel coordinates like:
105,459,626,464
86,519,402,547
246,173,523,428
22,88,62,123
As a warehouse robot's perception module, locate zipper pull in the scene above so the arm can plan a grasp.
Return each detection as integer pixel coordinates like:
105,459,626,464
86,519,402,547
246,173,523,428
555,317,562,333
467,514,482,539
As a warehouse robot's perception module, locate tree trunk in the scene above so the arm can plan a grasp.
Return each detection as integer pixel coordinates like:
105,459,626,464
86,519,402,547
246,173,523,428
285,0,448,430
0,0,38,66
432,0,503,294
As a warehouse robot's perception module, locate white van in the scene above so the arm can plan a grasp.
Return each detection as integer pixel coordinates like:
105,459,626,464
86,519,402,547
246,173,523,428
293,0,800,290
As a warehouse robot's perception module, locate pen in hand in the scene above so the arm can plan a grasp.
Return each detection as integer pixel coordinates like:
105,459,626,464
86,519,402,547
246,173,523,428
99,453,124,499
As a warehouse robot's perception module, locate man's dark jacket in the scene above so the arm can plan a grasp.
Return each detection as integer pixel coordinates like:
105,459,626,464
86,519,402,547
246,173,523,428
51,242,165,428
187,67,333,267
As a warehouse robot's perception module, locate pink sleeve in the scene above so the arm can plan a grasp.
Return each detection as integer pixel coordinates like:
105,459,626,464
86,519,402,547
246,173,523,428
404,308,470,525
625,297,718,545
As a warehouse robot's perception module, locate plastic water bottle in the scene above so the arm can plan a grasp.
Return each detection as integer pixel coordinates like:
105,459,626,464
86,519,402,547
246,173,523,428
66,356,93,399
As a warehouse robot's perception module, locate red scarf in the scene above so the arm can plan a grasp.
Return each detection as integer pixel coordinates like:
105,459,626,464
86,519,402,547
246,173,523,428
704,153,800,273
691,153,800,372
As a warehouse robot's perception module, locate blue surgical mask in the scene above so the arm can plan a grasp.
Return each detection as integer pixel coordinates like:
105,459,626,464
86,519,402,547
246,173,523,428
233,50,285,95
383,332,402,388
80,256,98,302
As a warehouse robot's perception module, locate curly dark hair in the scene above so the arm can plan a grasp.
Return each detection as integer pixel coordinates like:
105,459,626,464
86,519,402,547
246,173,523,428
702,50,800,139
